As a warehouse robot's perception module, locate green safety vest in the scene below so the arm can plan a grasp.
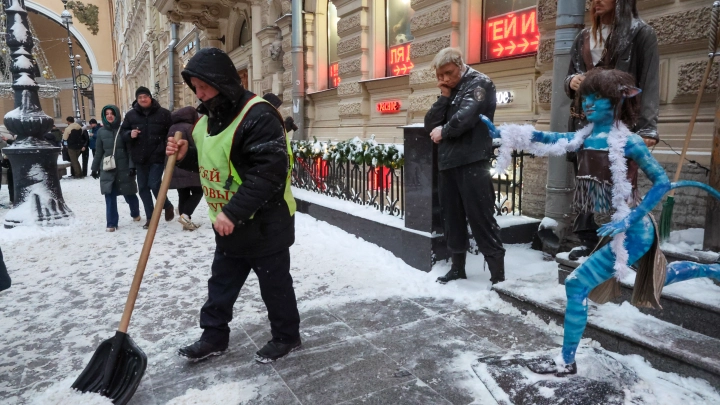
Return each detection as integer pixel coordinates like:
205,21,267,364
192,96,296,223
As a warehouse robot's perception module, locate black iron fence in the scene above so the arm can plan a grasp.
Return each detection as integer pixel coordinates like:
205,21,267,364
292,157,405,217
291,144,531,219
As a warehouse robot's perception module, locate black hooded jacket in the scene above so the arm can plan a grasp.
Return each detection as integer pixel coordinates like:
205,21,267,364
120,98,172,165
179,47,293,257
424,66,497,171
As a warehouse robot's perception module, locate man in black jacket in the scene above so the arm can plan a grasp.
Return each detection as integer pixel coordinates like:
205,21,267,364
424,48,505,285
121,87,174,227
167,48,300,364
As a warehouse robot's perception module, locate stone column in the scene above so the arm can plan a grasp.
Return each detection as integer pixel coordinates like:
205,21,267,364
258,26,285,96
333,0,371,137
251,0,264,93
277,12,293,118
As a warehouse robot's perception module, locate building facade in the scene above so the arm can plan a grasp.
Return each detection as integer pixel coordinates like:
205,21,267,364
0,0,116,125
125,0,714,230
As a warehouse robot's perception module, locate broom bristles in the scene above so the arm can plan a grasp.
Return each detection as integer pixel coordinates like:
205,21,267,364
659,196,675,241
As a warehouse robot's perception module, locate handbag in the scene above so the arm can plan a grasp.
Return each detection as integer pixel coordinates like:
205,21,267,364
102,128,121,171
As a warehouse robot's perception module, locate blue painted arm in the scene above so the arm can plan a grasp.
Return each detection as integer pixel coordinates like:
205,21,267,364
480,115,575,143
480,115,501,139
598,135,670,237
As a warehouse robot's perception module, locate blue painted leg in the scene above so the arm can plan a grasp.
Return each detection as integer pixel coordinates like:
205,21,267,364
561,216,655,365
665,261,720,286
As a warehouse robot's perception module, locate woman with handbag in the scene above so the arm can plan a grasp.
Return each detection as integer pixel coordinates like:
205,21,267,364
91,105,141,232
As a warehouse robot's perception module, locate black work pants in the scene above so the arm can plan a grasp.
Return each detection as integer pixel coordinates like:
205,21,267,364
438,160,505,258
199,247,300,346
177,187,204,217
81,148,89,177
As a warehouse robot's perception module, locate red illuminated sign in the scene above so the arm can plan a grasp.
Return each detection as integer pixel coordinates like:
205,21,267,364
376,100,401,114
388,43,414,77
485,7,539,61
329,62,340,88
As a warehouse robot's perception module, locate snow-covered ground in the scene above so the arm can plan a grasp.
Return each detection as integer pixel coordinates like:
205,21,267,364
0,177,718,404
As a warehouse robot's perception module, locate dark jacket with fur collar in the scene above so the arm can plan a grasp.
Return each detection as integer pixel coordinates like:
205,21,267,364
424,66,497,171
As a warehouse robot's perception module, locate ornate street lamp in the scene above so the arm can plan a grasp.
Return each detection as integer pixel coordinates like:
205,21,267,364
2,0,72,227
76,58,86,122
61,0,80,121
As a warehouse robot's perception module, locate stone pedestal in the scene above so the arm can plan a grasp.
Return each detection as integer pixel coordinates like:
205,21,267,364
3,141,72,228
402,124,449,268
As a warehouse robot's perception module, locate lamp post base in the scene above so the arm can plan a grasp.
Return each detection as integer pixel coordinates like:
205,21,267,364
3,142,73,229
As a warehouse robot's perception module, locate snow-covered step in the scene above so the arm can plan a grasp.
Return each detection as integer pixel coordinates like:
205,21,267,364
493,276,720,387
557,257,720,340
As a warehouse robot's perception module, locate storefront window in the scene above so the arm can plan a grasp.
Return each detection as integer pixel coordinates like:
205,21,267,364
483,0,538,61
386,0,414,77
328,2,341,88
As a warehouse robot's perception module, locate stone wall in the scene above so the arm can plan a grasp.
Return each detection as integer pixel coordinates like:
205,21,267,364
637,162,710,231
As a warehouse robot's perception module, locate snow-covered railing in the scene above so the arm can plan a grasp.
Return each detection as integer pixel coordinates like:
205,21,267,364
291,137,404,218
290,137,530,219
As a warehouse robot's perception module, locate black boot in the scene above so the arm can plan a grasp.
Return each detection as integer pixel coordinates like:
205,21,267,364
255,339,302,363
178,340,227,361
486,255,505,285
437,253,467,284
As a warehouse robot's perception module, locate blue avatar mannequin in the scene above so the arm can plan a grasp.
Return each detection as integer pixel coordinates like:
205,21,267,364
483,69,720,376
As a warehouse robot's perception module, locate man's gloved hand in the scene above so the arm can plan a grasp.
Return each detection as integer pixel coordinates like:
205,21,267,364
91,170,100,179
129,168,136,177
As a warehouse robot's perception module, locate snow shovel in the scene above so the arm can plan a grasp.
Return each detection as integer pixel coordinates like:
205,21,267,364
659,2,720,240
71,131,184,404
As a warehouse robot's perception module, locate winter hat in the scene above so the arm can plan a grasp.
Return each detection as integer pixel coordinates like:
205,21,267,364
263,93,283,109
135,86,152,99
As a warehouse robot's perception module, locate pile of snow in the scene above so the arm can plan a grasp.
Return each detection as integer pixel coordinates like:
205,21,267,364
1,178,718,404
661,228,719,262
30,383,113,405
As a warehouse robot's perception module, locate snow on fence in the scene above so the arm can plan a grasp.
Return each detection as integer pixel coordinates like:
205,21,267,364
290,137,530,218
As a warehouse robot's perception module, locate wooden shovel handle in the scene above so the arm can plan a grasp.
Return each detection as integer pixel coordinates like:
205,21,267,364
118,131,183,333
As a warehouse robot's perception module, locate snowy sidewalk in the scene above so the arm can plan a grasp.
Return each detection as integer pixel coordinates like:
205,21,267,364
1,178,719,404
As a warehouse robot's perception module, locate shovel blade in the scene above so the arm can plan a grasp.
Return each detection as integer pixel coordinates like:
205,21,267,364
72,331,147,405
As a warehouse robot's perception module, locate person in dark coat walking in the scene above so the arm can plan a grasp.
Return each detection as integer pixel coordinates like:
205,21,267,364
92,105,141,232
88,118,100,157
424,47,505,285
564,0,660,260
121,87,174,229
168,106,203,231
167,47,301,364
63,117,88,178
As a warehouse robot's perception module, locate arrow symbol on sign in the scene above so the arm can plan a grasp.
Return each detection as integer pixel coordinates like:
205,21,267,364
407,61,414,71
519,38,530,52
506,41,517,54
394,65,401,76
399,64,407,75
494,43,504,56
530,34,539,46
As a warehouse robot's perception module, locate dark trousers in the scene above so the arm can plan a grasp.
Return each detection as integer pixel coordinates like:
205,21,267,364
81,148,89,177
0,247,10,292
199,247,300,346
68,149,83,178
105,185,140,228
438,160,505,258
136,163,172,219
177,187,203,218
